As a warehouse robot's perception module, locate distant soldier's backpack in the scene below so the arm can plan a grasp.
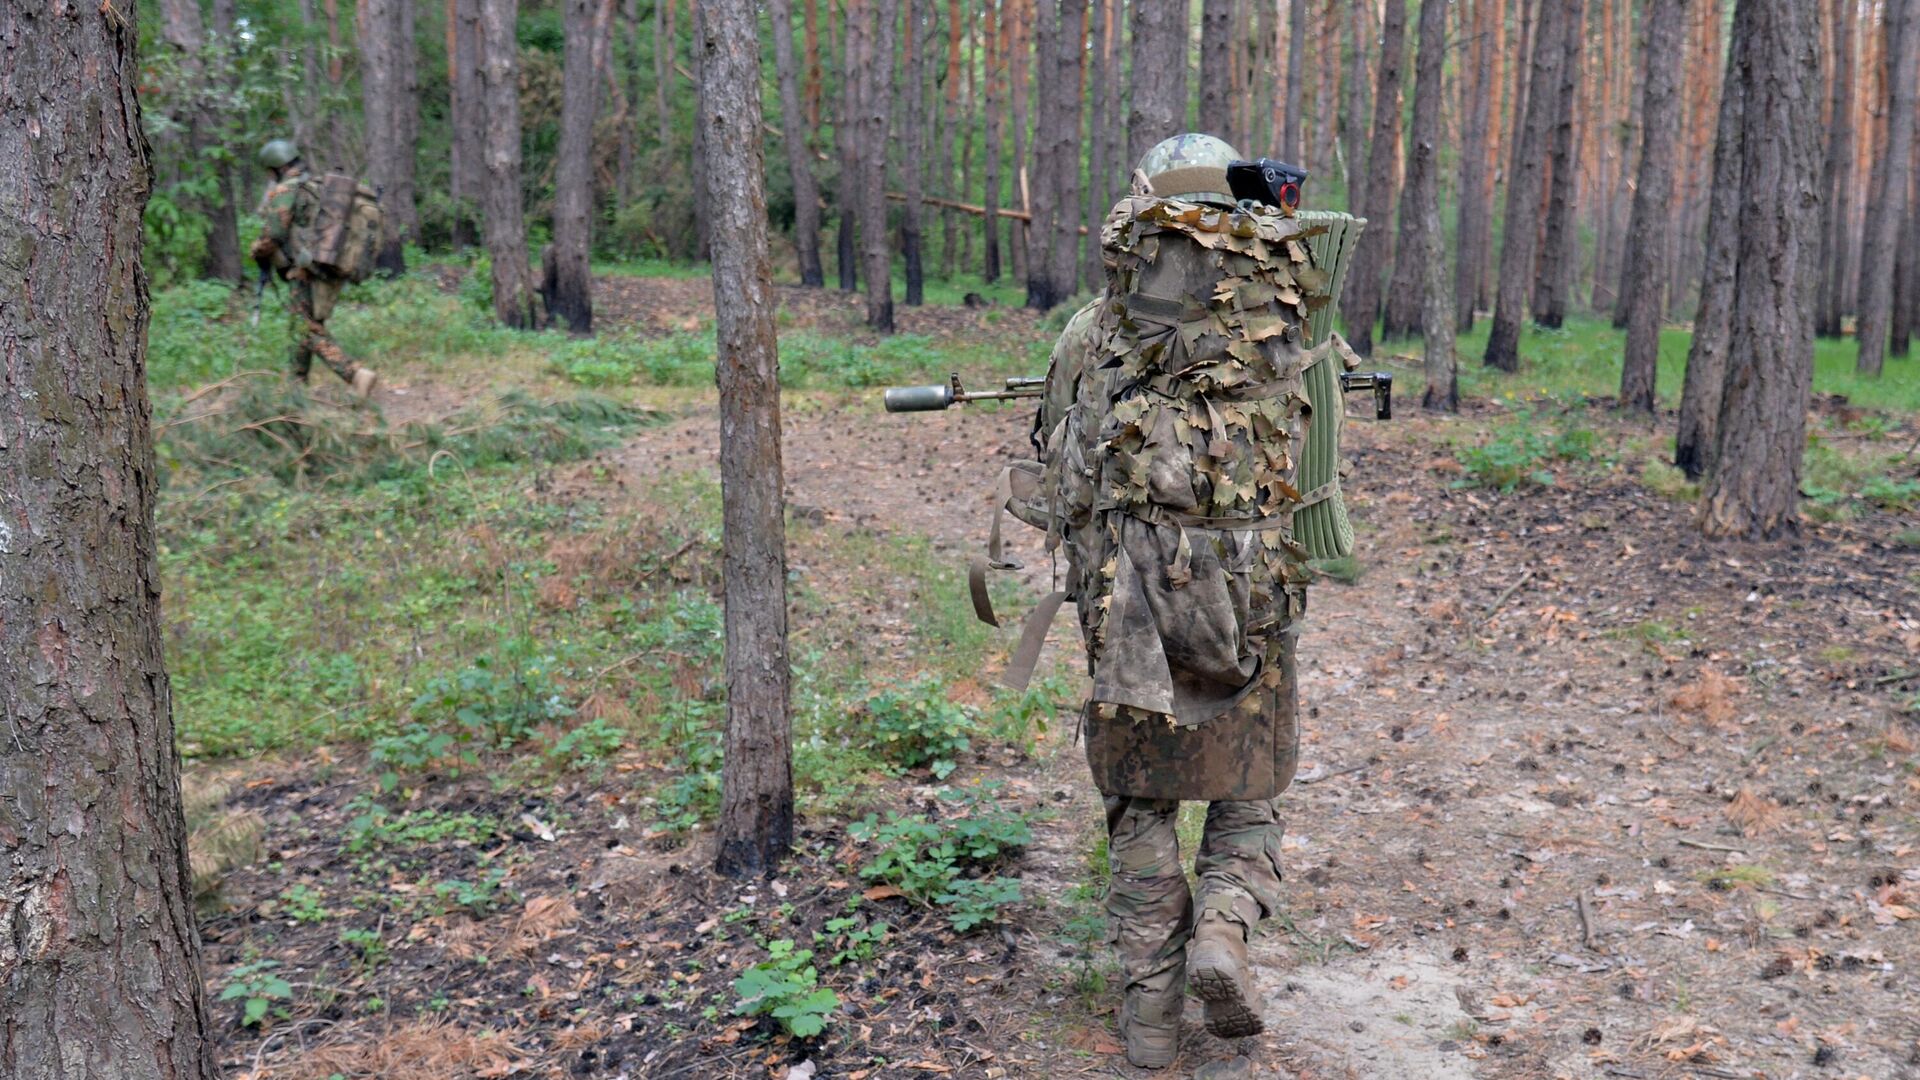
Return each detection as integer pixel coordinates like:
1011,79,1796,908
289,173,384,284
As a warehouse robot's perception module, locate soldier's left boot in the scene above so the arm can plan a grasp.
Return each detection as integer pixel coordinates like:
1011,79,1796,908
1118,978,1183,1069
1188,908,1263,1038
351,367,379,398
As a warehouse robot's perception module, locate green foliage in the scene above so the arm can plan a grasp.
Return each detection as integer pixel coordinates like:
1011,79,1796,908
344,801,498,854
1802,437,1920,520
545,327,1049,392
648,699,726,831
935,876,1023,932
219,960,295,1028
433,867,511,916
988,676,1071,752
371,652,569,783
847,787,1031,931
279,882,329,924
1455,410,1602,492
338,928,389,972
546,716,626,767
855,679,981,778
732,940,841,1039
815,917,890,967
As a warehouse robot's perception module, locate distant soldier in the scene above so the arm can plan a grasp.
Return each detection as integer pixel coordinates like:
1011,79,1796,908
249,139,381,397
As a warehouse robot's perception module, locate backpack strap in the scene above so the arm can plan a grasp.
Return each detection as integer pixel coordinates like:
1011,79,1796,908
998,590,1069,692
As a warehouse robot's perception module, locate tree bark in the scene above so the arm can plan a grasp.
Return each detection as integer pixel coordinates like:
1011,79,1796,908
1618,0,1689,413
771,0,825,285
1383,0,1446,342
1009,0,1031,283
449,0,485,247
836,0,863,291
1340,0,1406,355
1854,0,1918,375
1454,0,1494,330
1700,0,1821,539
1128,0,1188,164
1085,0,1112,285
937,0,962,278
1284,0,1307,161
1530,0,1583,329
1043,0,1085,305
1484,0,1569,371
694,0,795,881
0,6,218,1078
860,0,898,331
1674,8,1746,481
902,0,927,305
159,0,244,283
983,0,1003,281
1814,0,1857,337
358,0,419,275
1409,0,1456,409
480,0,540,327
1341,0,1373,198
545,0,597,333
1200,0,1234,140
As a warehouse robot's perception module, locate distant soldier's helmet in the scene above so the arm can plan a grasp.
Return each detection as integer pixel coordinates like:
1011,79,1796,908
1135,133,1241,208
257,138,301,170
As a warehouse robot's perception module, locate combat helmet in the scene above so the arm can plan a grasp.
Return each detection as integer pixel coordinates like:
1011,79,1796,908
257,138,301,170
1135,133,1240,208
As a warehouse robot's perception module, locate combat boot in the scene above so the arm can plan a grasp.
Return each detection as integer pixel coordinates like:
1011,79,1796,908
351,367,379,398
1118,982,1182,1069
1188,909,1263,1038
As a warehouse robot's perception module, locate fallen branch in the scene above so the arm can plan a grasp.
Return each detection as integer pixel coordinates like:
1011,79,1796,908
1676,837,1747,854
886,190,1039,224
1481,568,1536,624
1575,890,1601,951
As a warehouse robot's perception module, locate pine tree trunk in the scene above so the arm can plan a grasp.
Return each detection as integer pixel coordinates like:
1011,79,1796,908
1815,0,1856,336
1701,0,1821,538
902,0,927,305
694,0,795,880
1599,0,1638,320
1042,0,1085,306
805,0,822,130
449,0,485,248
1530,0,1584,329
1893,134,1920,355
1854,0,1918,375
689,0,711,260
359,0,419,275
480,0,540,327
836,0,863,291
1,6,218,1076
1384,0,1446,342
1454,0,1494,330
160,0,244,282
983,0,1002,281
1201,0,1233,139
1409,0,1456,408
1618,0,1689,413
1484,0,1569,371
770,0,825,285
1085,0,1111,285
1341,0,1407,355
861,0,897,331
1283,0,1307,161
1128,0,1187,163
1341,0,1373,199
1009,0,1031,283
1674,10,1745,481
546,0,597,333
938,0,962,278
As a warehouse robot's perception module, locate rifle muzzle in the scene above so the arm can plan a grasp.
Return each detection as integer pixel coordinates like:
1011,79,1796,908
883,384,957,412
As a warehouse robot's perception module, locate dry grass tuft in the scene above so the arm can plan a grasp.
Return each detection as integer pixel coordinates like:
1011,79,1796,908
1668,667,1745,728
290,1019,526,1080
1725,788,1784,837
181,769,264,899
503,895,580,957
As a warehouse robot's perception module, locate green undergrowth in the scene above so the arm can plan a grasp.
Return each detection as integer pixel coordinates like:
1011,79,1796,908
546,325,1047,391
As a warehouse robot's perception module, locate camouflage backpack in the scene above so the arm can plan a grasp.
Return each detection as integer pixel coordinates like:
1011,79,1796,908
978,196,1367,730
289,173,384,284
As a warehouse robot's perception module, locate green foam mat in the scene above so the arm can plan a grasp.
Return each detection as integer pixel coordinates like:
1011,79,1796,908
1291,210,1366,561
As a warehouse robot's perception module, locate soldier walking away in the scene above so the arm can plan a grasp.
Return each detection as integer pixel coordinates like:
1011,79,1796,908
249,139,381,398
991,134,1367,1068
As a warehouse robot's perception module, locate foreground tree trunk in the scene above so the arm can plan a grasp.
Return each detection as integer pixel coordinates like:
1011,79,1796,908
0,7,218,1077
696,0,796,879
770,0,825,285
1128,0,1188,163
1618,0,1690,413
1814,0,1858,337
859,0,897,331
358,0,420,275
1854,0,1918,375
1382,0,1445,342
545,0,598,333
480,0,541,327
1701,0,1821,539
1674,10,1747,481
1530,0,1583,329
1484,0,1571,371
1341,0,1406,355
1412,0,1456,409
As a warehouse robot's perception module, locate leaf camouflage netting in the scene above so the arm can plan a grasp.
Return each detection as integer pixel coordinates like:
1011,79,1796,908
156,374,659,490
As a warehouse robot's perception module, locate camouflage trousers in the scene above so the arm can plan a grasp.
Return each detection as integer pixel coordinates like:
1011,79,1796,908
1104,794,1285,997
287,277,361,384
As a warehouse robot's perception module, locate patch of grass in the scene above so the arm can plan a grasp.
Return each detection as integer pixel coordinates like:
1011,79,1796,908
1454,409,1604,491
1310,555,1364,584
547,326,1048,392
1701,864,1774,892
1801,437,1920,521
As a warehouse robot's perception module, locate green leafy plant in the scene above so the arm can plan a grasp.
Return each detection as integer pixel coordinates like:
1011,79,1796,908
815,917,890,967
857,679,981,778
546,716,626,766
338,928,389,972
1455,411,1601,492
732,939,841,1038
936,876,1022,932
279,882,329,925
847,795,1030,932
219,960,295,1028
433,867,510,916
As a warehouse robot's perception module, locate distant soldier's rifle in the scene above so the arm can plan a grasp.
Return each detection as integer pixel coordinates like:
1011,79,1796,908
883,373,1046,412
248,261,275,327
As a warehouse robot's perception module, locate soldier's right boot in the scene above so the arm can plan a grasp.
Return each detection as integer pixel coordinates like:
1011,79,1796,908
351,367,379,398
1118,977,1182,1069
1189,908,1263,1038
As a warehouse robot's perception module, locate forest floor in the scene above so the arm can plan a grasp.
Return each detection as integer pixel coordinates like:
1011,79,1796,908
161,269,1920,1080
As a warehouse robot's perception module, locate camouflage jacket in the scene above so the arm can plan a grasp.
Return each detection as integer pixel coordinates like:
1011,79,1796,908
249,165,309,271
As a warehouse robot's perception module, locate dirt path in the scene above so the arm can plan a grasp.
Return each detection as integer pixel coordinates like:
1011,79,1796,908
609,392,1920,1079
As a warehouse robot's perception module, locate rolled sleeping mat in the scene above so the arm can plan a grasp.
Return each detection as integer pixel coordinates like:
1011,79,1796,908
1290,210,1366,562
